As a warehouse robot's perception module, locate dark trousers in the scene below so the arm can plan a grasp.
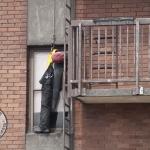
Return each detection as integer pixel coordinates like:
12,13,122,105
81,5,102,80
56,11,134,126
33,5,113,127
39,78,53,130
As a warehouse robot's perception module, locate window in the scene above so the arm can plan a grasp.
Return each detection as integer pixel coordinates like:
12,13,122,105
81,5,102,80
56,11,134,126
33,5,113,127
27,46,67,132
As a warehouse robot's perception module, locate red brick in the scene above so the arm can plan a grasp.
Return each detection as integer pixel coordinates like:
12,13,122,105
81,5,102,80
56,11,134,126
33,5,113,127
76,5,86,10
93,0,105,4
8,10,20,15
0,0,27,149
2,41,14,45
87,14,99,18
2,6,14,11
119,0,131,3
8,2,21,6
112,4,124,8
106,0,118,3
2,24,15,28
118,8,131,12
8,45,20,49
15,6,27,10
8,28,21,32
2,15,14,19
0,19,7,23
8,37,20,41
94,9,105,13
7,145,19,149
2,91,13,95
0,28,7,32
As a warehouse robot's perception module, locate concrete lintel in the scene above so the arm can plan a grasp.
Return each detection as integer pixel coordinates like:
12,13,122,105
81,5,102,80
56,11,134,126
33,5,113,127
27,0,65,45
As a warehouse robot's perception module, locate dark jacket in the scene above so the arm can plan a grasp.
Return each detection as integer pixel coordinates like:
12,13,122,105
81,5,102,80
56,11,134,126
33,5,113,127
52,62,64,110
39,62,64,110
38,62,63,129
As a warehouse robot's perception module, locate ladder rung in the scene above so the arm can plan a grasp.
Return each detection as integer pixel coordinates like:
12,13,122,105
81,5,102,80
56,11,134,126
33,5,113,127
93,66,115,70
65,118,70,122
65,103,70,108
65,146,70,150
65,84,68,87
66,18,71,24
65,132,70,136
93,51,116,55
93,36,116,40
66,4,71,10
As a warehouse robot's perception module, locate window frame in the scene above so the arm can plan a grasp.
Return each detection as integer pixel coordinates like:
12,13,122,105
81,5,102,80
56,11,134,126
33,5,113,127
27,46,65,132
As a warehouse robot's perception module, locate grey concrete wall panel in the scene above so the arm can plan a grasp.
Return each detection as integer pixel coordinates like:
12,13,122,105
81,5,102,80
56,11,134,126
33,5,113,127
27,0,65,45
26,133,69,150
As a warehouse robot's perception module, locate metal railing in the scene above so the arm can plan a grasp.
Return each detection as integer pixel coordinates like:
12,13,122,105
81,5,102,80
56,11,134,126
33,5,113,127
68,18,150,97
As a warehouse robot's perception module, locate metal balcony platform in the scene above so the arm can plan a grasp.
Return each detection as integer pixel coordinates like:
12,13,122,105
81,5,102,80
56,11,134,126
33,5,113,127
67,18,150,104
71,88,150,103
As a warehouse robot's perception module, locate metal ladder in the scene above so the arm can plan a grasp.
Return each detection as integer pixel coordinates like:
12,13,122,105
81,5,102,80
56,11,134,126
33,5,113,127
63,0,74,150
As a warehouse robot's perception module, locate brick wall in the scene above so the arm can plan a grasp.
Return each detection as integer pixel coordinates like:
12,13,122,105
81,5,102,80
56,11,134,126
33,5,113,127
0,0,27,150
75,0,150,149
75,102,150,150
76,0,150,20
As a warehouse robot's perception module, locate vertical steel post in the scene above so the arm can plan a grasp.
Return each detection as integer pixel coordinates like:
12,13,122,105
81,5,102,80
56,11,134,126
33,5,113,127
76,27,79,79
89,27,91,80
63,1,67,149
135,20,140,94
88,27,92,89
72,28,75,80
69,99,71,149
126,25,129,78
119,25,122,78
70,98,74,150
149,25,150,78
116,26,118,88
83,27,86,79
78,23,82,95
63,2,67,149
90,27,93,79
63,39,66,150
112,26,114,78
134,25,136,78
98,26,100,79
68,26,73,97
105,26,107,79
141,25,143,78
29,50,34,132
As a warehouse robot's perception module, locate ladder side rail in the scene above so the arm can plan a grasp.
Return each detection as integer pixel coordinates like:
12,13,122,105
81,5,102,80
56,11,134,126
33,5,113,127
63,0,72,150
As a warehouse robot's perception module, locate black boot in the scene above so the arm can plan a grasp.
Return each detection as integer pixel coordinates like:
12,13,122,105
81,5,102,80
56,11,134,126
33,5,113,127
34,126,50,133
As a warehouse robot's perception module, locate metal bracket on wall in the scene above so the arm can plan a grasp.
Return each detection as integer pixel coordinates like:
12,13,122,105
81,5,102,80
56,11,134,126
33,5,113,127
72,88,80,97
133,87,144,95
140,87,144,95
71,88,86,97
82,88,86,96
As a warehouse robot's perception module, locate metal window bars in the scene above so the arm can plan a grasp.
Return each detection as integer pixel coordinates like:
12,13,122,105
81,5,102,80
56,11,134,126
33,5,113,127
68,18,150,97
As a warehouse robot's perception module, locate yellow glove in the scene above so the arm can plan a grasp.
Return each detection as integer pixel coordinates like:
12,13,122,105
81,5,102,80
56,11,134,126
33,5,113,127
46,49,58,68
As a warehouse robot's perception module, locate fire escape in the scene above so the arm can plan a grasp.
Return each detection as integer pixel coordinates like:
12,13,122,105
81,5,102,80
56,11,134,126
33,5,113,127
68,18,150,103
63,1,150,150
